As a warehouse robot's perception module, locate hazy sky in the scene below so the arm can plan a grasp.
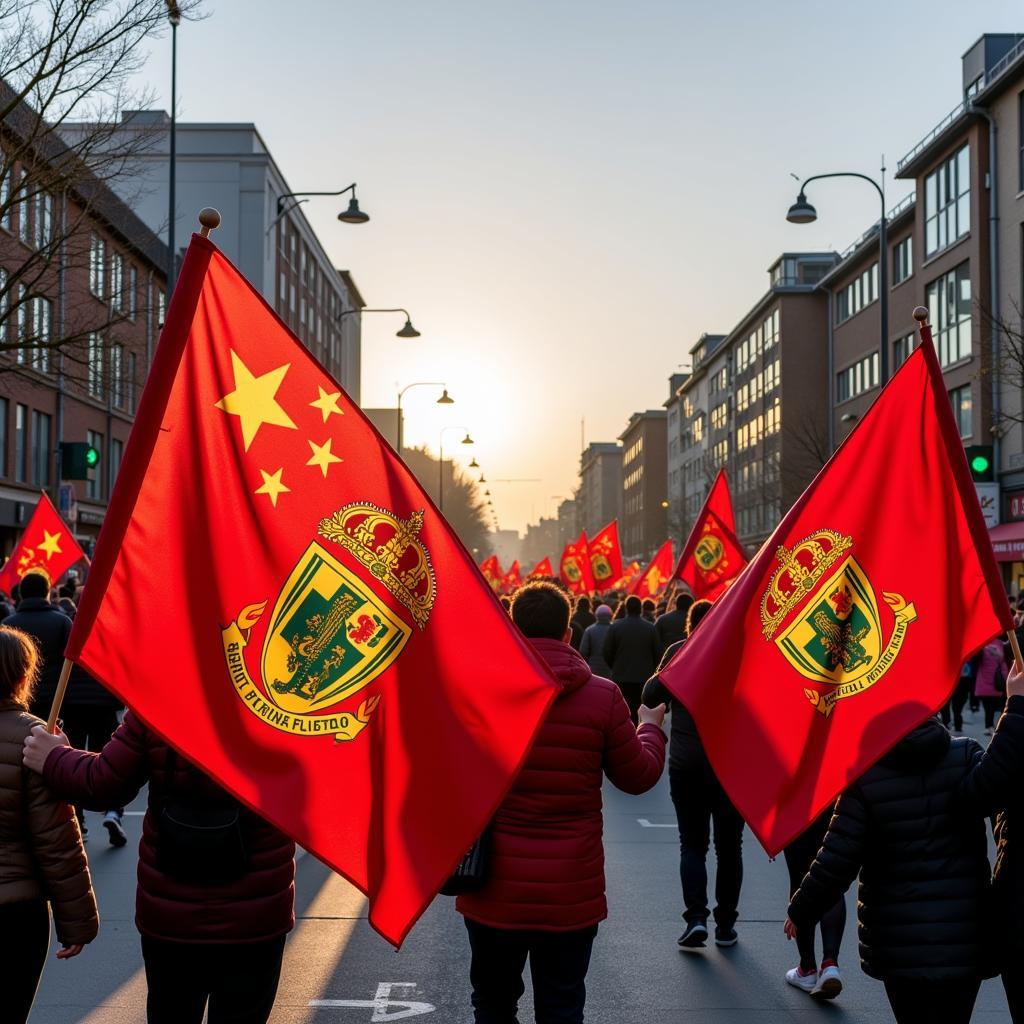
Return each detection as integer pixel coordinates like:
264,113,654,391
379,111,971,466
138,0,1021,536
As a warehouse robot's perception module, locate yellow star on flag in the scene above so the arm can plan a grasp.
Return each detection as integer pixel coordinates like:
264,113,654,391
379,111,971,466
18,549,34,568
306,438,343,478
215,350,297,450
309,386,344,423
38,530,62,560
255,468,290,507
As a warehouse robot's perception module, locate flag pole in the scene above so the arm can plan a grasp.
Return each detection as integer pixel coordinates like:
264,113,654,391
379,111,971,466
46,659,73,733
915,304,1024,675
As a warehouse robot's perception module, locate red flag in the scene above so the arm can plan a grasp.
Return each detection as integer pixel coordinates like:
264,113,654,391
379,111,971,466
526,556,554,579
0,492,85,596
611,560,641,590
66,236,557,945
631,541,674,598
500,560,522,594
588,521,623,592
661,337,1012,855
672,469,747,602
560,531,594,594
479,554,503,591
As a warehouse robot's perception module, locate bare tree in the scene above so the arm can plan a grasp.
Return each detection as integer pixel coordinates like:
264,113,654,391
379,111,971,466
0,0,200,382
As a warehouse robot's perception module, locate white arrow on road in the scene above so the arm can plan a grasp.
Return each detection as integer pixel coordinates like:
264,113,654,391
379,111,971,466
311,982,435,1020
637,818,677,828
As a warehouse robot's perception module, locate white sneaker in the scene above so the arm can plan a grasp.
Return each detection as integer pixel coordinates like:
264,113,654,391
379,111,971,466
811,963,843,1000
785,966,818,993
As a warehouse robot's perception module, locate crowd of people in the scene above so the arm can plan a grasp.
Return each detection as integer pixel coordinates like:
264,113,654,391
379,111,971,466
1,567,1023,1023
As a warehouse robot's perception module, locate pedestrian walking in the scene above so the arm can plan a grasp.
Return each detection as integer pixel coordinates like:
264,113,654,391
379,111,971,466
569,596,596,650
782,808,845,999
0,626,97,1024
655,592,693,652
456,580,666,1024
579,604,614,677
23,711,296,1024
602,594,661,721
975,637,1008,733
642,599,745,951
641,598,656,623
785,714,995,1024
940,658,976,733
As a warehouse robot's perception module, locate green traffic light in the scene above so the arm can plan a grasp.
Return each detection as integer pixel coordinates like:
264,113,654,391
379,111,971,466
971,454,991,474
85,446,99,468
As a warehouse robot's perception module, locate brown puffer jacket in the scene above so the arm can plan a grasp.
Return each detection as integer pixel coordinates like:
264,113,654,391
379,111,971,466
0,700,98,946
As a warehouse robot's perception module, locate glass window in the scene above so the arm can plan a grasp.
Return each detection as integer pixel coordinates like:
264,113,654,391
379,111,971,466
1019,91,1024,192
0,161,9,231
128,266,137,320
894,333,915,368
893,236,913,285
836,262,879,323
88,333,104,399
110,437,124,490
127,352,137,414
30,410,50,486
110,343,124,408
86,430,103,500
926,262,972,367
711,401,728,430
924,144,970,258
89,234,106,298
15,285,26,364
837,352,880,402
0,397,7,477
35,192,51,250
949,385,972,438
32,296,50,373
14,403,26,482
109,253,123,313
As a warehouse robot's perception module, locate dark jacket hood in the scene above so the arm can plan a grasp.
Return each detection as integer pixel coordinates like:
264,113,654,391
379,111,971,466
530,638,591,697
878,716,951,772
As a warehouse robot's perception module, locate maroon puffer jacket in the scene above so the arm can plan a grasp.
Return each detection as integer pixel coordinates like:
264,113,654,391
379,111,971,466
457,638,666,931
43,711,295,944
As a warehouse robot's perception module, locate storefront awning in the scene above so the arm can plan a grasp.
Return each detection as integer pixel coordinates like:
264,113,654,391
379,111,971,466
989,520,1024,562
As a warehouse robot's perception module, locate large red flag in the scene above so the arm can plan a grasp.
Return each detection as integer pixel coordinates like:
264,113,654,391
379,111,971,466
66,235,557,945
559,531,594,594
526,556,554,579
479,554,503,592
661,336,1012,855
588,521,623,592
612,560,641,590
0,492,86,596
631,541,674,598
672,469,747,602
500,560,522,594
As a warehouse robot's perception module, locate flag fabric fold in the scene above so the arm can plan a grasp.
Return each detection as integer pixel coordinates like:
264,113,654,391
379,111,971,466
66,235,558,946
660,339,1012,856
0,492,85,596
588,521,623,592
500,560,522,594
526,556,554,580
560,531,594,595
479,554,503,592
630,541,674,599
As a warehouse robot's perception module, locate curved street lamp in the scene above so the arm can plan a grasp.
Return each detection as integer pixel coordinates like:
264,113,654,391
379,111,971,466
338,307,420,339
395,381,451,453
439,426,474,513
276,183,369,223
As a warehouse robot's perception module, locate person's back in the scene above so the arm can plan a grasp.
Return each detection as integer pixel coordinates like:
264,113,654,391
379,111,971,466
655,595,692,651
5,571,72,719
788,717,993,1023
603,596,662,720
579,605,613,677
456,581,665,1024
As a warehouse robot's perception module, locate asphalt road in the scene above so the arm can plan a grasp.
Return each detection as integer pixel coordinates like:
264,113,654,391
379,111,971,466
32,708,1013,1023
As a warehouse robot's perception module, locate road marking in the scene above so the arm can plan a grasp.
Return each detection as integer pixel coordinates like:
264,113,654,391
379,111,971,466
637,818,677,828
311,982,435,1020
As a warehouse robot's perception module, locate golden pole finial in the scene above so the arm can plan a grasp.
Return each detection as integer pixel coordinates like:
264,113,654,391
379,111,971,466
198,208,222,237
912,305,929,325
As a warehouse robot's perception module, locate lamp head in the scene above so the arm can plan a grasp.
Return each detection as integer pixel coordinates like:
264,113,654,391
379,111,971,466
436,388,454,405
396,318,420,339
338,197,370,224
462,433,474,445
469,457,479,468
786,192,817,224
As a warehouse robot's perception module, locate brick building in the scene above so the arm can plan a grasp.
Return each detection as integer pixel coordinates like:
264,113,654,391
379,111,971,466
619,410,667,560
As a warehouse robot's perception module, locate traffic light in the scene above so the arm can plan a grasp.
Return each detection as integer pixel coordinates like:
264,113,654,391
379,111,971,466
61,441,100,480
964,444,994,483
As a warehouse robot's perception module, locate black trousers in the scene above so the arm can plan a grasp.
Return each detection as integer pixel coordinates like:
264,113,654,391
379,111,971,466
0,899,51,1024
982,695,1006,728
63,706,124,815
940,677,971,730
141,935,286,1024
464,919,597,1024
618,682,643,724
883,977,980,1024
1004,967,1024,1023
669,766,744,927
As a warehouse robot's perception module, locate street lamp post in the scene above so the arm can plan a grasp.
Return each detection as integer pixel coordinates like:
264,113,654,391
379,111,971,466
165,0,181,292
395,382,452,453
276,184,370,224
788,172,889,384
438,426,473,513
338,307,421,339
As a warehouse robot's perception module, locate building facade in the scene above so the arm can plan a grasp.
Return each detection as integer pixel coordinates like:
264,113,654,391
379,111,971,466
577,442,623,538
63,113,364,403
619,410,668,560
664,371,689,540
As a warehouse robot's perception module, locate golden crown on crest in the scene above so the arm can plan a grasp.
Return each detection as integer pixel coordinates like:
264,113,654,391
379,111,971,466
318,503,437,629
759,529,853,639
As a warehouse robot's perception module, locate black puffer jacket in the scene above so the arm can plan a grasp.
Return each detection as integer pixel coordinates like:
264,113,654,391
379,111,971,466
958,694,1024,965
6,599,72,715
788,717,993,982
602,613,660,684
642,639,707,773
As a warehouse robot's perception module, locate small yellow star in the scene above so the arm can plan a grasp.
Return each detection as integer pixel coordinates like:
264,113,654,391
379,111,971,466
215,350,297,451
309,386,344,423
306,438,343,478
255,468,290,507
38,531,62,560
18,548,34,568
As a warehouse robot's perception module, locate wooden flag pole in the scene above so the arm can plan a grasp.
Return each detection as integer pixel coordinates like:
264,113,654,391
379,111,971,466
46,658,74,733
1008,628,1024,676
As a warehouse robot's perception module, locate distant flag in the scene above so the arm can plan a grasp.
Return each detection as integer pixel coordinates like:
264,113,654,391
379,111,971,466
500,560,522,594
660,329,1012,856
64,232,558,946
630,541,674,598
560,531,594,595
0,492,85,596
673,470,748,601
526,556,554,579
588,521,623,592
611,560,642,590
479,554,503,592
